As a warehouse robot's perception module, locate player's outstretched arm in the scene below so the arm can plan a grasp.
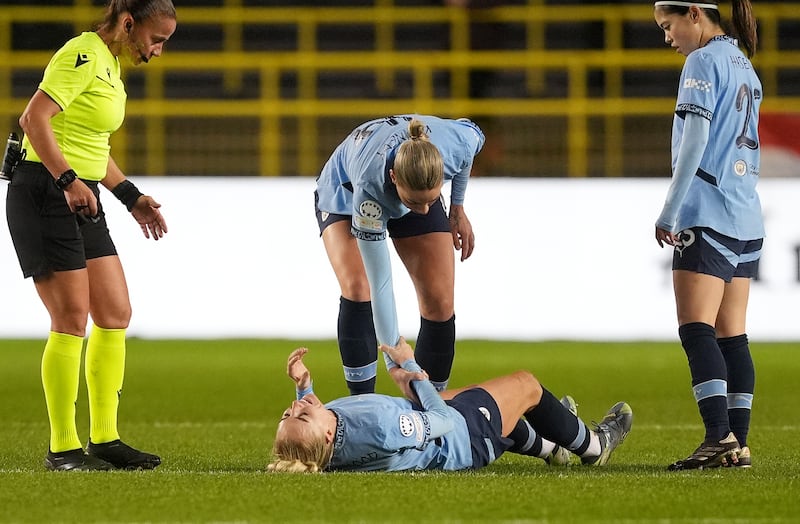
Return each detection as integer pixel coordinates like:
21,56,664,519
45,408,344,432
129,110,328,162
381,338,454,440
383,337,428,402
287,347,313,399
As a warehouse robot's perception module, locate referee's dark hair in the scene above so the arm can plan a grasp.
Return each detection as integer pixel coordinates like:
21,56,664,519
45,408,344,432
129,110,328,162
95,0,176,31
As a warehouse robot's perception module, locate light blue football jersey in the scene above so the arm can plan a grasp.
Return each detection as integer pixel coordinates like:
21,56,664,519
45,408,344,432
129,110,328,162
325,394,474,471
315,115,485,240
670,36,764,240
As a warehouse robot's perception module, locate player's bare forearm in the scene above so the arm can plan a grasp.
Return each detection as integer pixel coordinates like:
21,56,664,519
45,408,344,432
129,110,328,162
449,204,475,261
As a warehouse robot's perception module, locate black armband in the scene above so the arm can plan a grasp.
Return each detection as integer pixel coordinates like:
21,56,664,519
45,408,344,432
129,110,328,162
111,180,144,211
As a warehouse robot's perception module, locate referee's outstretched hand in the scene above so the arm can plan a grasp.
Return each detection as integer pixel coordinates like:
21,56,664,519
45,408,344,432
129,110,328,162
131,195,168,241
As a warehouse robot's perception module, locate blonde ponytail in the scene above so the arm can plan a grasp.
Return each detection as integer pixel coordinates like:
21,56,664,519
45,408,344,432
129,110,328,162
393,119,444,191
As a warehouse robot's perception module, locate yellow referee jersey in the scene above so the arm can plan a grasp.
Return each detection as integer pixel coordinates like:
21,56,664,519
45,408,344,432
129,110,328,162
22,31,127,181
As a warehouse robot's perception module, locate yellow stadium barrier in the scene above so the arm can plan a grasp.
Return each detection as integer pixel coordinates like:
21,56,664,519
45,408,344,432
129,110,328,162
1,2,798,176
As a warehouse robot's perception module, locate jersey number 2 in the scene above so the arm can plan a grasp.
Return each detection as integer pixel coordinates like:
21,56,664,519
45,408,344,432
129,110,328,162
735,84,758,150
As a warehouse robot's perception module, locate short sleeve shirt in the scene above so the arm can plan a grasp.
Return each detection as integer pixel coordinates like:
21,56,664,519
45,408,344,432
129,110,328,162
315,115,485,240
23,32,127,181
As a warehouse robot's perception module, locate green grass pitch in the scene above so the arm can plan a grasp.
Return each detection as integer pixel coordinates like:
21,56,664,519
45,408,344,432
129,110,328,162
1,338,798,523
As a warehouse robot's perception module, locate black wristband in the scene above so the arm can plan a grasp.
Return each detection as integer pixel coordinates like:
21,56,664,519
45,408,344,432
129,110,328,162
111,179,144,211
54,169,77,190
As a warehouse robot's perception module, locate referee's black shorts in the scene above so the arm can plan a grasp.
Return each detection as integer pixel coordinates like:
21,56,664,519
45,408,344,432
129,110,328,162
5,161,117,279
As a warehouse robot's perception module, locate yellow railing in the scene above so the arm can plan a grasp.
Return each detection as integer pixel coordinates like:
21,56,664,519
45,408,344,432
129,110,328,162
1,3,798,176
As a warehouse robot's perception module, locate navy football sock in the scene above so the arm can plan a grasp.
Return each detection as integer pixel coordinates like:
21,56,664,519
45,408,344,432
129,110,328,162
524,388,592,454
337,297,377,395
507,419,544,457
679,322,730,442
719,333,754,447
414,315,455,391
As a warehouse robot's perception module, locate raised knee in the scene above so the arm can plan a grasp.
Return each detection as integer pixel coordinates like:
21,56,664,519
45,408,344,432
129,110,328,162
513,370,543,401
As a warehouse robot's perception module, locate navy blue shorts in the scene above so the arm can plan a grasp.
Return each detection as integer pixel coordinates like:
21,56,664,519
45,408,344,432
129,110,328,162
672,227,762,282
5,161,117,278
446,388,513,469
315,192,450,239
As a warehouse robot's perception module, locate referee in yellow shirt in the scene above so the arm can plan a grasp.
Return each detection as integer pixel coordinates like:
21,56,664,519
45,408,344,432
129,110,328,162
5,0,176,471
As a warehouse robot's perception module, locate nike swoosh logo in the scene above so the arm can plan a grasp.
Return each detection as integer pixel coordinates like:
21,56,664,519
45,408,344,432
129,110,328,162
95,75,115,88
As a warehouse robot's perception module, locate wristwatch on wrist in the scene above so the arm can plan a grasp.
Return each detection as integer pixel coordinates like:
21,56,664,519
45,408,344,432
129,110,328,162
54,169,77,190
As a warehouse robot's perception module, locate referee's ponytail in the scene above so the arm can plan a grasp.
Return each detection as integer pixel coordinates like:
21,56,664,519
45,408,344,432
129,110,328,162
96,0,176,31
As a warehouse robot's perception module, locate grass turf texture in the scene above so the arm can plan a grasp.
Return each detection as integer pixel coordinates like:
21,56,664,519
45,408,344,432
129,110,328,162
1,339,798,523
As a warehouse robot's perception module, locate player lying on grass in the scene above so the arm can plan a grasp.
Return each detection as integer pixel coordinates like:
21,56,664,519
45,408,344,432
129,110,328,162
268,338,633,472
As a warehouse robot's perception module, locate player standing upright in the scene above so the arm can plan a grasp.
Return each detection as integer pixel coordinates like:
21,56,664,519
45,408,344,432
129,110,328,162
5,0,176,471
315,115,484,395
653,0,762,470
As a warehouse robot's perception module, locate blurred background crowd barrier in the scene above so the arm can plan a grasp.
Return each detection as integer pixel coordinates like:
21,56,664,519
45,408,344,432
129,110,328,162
1,0,798,178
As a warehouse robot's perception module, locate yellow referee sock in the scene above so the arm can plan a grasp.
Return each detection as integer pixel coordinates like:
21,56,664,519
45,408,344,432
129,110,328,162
41,332,84,453
85,325,126,445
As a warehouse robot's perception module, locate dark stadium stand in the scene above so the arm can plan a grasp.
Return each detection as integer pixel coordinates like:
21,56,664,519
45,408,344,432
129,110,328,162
2,0,798,176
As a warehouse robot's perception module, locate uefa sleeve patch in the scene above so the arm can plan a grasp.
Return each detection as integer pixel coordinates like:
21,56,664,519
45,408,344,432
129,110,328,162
398,413,426,444
399,414,415,437
359,200,383,219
